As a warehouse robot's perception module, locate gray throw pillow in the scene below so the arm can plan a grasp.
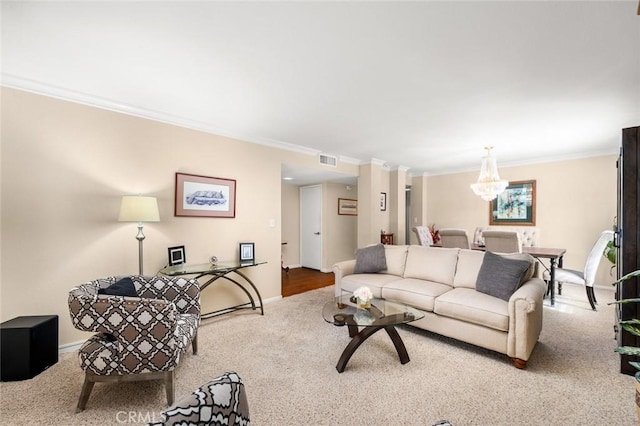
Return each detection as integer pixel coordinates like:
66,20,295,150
354,244,387,274
476,251,531,301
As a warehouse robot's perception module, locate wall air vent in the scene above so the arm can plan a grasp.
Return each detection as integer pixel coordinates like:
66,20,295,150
319,154,337,167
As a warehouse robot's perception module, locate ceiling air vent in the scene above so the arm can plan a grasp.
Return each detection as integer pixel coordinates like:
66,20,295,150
319,154,337,167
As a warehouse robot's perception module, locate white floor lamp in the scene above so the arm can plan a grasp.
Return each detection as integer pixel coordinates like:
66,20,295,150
118,195,160,275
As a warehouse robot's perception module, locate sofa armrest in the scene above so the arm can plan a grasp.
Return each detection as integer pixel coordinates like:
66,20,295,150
506,277,547,361
332,260,356,297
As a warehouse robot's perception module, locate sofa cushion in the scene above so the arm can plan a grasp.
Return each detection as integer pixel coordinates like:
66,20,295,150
476,251,530,301
382,245,409,276
404,246,459,285
434,287,509,332
381,278,453,312
97,276,137,297
341,273,402,298
452,249,486,289
354,244,387,274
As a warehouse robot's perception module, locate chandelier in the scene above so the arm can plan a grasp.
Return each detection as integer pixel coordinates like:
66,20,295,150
470,147,508,201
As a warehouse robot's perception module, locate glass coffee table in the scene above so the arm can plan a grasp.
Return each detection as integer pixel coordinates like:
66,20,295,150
322,295,424,373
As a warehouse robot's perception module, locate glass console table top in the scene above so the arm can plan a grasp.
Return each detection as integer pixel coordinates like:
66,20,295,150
159,260,267,276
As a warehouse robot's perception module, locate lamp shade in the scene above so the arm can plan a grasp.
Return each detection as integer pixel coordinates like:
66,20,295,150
118,196,160,222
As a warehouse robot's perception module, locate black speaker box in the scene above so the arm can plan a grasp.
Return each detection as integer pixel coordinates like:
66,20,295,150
0,315,59,381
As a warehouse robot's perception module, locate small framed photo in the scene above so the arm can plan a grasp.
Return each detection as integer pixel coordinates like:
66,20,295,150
338,198,358,216
168,245,186,266
239,242,255,263
380,192,387,211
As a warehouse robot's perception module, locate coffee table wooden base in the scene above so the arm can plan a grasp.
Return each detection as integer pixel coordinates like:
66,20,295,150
336,324,410,373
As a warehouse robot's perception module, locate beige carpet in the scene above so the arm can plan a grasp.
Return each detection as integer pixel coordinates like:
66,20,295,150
0,284,637,425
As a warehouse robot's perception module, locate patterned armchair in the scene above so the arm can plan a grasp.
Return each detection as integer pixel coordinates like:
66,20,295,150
150,371,250,426
68,275,200,412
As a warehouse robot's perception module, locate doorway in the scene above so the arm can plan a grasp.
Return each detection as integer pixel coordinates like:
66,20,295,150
300,185,322,270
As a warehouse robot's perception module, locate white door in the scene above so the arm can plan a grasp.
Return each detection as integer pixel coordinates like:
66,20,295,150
300,185,322,270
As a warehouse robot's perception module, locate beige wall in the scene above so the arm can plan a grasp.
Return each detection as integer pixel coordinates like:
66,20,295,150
425,156,618,285
280,184,300,267
388,168,408,245
0,88,359,345
323,182,358,268
409,174,428,244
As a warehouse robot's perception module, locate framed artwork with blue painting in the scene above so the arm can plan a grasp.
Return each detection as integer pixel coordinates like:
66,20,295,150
175,172,236,218
490,180,536,226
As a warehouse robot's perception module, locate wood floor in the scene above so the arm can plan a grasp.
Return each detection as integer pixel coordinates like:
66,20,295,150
281,267,335,297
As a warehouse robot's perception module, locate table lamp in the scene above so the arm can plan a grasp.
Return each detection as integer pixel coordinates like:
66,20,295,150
118,195,160,275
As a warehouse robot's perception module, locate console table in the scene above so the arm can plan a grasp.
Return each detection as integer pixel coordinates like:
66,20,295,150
159,261,266,319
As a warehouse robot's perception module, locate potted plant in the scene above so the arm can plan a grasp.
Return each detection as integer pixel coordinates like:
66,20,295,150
603,217,617,275
611,269,640,419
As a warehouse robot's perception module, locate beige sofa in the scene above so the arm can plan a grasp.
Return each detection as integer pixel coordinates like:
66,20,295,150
333,245,547,368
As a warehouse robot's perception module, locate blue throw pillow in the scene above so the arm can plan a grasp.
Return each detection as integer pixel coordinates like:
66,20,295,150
97,277,137,297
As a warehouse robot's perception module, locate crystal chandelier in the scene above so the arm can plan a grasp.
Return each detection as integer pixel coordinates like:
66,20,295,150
470,147,509,201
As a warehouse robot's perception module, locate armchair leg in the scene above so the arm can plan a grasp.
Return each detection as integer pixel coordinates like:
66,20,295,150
164,371,175,406
192,332,198,355
586,287,597,311
76,375,95,413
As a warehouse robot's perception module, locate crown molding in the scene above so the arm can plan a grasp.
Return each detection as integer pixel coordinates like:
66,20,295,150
0,73,326,158
424,148,619,177
1,74,619,175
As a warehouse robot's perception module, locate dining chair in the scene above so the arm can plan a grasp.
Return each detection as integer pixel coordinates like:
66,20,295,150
412,226,433,246
482,230,522,253
543,230,614,310
439,228,470,249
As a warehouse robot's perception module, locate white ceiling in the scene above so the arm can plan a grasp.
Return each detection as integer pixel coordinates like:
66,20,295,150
2,1,639,181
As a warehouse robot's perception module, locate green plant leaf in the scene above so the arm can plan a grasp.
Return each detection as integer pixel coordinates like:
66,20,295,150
612,270,640,286
620,322,640,337
630,362,640,371
614,346,640,356
603,240,616,265
609,298,640,305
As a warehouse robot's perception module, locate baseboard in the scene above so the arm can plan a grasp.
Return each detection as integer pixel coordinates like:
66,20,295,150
283,264,302,270
59,340,84,354
283,264,333,273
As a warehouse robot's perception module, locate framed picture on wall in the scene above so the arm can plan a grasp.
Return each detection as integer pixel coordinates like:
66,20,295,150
489,180,536,226
175,172,236,218
380,192,387,211
168,245,186,266
338,198,358,216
